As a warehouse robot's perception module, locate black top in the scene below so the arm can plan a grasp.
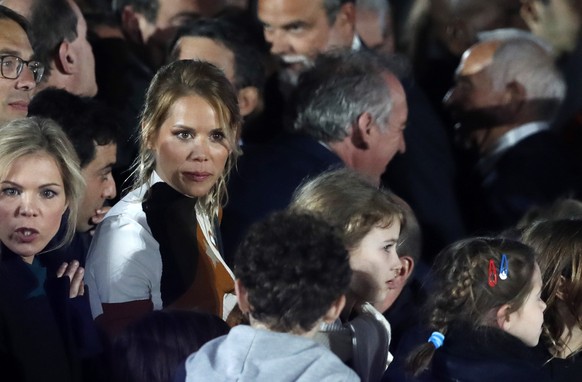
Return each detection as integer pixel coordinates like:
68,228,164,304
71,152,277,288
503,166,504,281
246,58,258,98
535,344,582,382
384,322,551,382
0,246,102,382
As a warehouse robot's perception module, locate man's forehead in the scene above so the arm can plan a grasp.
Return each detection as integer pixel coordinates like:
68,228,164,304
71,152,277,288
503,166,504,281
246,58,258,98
0,18,33,58
458,41,500,76
0,0,34,19
258,0,326,24
86,143,118,169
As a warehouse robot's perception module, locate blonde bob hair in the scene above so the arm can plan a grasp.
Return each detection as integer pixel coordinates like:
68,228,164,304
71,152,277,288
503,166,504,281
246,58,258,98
0,117,85,248
134,59,242,214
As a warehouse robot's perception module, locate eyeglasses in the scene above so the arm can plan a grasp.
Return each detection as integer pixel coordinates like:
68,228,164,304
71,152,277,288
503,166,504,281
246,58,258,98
0,55,45,84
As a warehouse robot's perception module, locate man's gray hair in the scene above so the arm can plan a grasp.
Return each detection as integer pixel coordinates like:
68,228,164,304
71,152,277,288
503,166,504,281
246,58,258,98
293,49,393,142
477,28,554,55
486,35,566,104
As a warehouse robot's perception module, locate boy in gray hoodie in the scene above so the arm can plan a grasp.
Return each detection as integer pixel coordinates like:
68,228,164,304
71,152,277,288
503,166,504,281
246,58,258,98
182,211,360,382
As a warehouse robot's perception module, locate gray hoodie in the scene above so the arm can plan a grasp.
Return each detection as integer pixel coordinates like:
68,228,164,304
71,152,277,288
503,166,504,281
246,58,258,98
184,325,360,382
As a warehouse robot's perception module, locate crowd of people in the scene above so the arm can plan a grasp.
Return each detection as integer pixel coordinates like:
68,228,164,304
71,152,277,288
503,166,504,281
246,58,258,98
0,0,582,381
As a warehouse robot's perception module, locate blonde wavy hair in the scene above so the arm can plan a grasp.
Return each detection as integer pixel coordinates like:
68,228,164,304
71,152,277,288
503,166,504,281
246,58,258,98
133,60,242,215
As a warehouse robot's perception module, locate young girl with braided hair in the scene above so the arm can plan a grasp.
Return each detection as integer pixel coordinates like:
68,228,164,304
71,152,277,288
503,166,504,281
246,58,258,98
402,237,549,381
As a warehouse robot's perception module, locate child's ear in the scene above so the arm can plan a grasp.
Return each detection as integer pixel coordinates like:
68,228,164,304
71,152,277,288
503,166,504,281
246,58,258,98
323,295,346,323
399,256,415,282
234,279,251,314
496,303,512,330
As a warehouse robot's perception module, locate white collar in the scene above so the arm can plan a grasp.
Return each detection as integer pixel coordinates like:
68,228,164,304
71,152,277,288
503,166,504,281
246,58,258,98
487,121,549,159
478,121,549,175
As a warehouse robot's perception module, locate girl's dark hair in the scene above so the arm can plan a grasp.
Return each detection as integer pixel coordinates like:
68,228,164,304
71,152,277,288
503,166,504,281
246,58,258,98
522,219,582,353
110,310,229,382
406,237,537,376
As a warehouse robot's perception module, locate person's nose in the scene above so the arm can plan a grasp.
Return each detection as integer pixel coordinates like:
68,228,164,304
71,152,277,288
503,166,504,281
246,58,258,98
102,174,116,200
189,136,210,162
18,193,38,217
265,29,291,56
15,66,36,91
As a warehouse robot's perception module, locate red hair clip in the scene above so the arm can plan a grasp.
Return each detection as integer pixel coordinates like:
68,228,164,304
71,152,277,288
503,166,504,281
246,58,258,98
488,259,498,287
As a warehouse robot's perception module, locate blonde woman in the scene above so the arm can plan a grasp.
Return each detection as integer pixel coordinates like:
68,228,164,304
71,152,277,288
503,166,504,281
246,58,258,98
86,60,241,338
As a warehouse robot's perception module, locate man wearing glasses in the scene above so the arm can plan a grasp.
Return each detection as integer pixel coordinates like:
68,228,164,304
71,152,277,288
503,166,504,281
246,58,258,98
0,5,43,125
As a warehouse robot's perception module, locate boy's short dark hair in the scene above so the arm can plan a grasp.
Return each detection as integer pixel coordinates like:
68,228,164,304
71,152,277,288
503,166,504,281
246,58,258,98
28,88,121,168
234,211,351,333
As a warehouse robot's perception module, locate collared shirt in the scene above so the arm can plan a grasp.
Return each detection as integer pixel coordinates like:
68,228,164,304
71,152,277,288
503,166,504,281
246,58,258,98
85,172,235,319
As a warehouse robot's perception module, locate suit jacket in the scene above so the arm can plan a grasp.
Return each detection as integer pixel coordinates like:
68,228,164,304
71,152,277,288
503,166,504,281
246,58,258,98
463,130,582,233
221,133,343,265
382,78,465,259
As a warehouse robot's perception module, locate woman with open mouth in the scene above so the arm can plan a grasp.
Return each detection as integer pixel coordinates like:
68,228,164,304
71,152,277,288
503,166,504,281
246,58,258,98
0,117,95,381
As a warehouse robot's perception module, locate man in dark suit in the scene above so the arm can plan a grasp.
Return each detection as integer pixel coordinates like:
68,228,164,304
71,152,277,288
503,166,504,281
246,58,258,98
256,0,465,261
221,50,407,265
445,32,582,233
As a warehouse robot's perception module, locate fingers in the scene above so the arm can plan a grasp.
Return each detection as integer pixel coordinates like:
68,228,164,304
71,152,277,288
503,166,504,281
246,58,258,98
56,261,85,298
63,260,81,279
56,262,68,278
69,266,85,299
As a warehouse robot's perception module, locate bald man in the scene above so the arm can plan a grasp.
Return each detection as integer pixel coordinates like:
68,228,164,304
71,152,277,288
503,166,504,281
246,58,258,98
445,34,581,232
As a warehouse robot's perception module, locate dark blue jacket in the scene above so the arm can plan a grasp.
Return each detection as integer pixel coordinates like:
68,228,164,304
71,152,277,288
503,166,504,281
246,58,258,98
0,248,102,381
384,323,551,382
221,133,343,265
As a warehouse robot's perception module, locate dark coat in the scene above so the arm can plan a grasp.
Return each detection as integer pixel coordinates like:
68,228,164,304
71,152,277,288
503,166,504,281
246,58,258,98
463,130,582,233
384,323,551,382
39,217,92,273
220,133,343,265
0,250,101,382
535,344,582,382
382,78,465,260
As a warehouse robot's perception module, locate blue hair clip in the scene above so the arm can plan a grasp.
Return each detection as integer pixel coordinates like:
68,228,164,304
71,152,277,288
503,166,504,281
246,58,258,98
427,331,445,349
499,254,509,280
